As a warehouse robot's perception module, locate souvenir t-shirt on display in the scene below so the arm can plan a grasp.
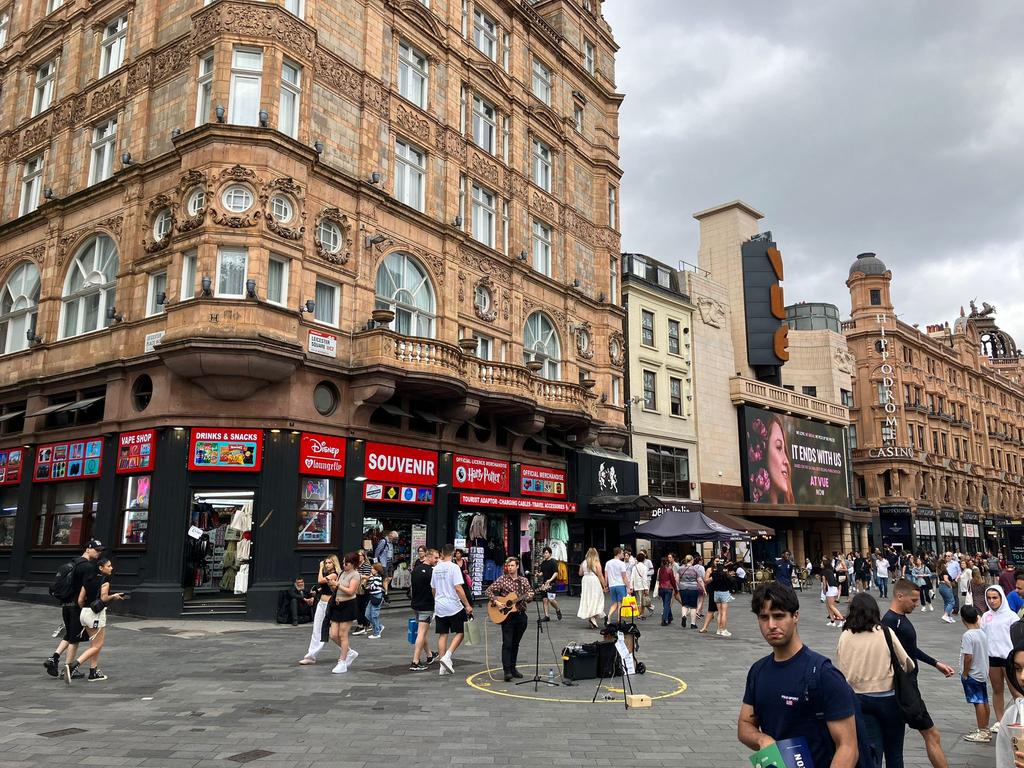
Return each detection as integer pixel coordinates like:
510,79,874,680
431,560,465,617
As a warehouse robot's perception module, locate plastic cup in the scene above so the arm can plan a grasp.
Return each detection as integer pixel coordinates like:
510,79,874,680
1008,723,1024,755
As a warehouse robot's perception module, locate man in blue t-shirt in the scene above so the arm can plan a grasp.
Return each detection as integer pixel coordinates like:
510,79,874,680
774,551,794,586
1006,573,1024,614
739,582,860,768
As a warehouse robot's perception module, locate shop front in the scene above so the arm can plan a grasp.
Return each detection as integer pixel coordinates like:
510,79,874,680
984,516,1004,555
0,447,24,553
961,512,983,556
571,448,640,586
879,505,912,549
914,507,937,555
938,509,960,554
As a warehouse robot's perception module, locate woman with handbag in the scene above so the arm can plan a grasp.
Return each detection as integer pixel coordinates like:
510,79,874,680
836,592,915,767
676,554,704,630
328,553,364,674
299,555,339,664
63,556,126,683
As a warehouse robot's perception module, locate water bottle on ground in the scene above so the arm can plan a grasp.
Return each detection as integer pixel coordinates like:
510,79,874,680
547,667,556,683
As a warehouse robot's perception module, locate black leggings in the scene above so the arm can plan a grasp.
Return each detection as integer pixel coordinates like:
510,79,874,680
356,592,370,627
500,611,528,673
919,578,933,605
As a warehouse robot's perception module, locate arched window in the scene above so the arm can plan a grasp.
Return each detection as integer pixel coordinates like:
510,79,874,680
0,261,40,354
60,234,118,339
374,251,436,337
523,311,561,380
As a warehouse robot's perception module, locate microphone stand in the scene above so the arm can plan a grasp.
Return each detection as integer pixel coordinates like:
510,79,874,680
516,590,559,691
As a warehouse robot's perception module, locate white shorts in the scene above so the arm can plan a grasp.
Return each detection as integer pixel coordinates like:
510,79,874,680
825,587,839,598
80,607,107,630
546,592,556,601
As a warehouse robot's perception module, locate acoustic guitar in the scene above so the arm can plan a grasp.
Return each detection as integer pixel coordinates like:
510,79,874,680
488,592,520,624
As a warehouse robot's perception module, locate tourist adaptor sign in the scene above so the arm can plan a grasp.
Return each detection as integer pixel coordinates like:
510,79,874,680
364,442,438,484
460,493,576,513
299,432,345,477
188,428,263,471
741,405,849,506
520,464,566,498
453,454,510,493
116,429,156,474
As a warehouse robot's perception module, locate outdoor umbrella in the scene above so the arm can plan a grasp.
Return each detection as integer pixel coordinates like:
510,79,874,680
634,509,746,542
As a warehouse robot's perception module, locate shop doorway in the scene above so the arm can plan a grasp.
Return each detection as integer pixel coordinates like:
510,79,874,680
362,512,427,607
183,489,254,612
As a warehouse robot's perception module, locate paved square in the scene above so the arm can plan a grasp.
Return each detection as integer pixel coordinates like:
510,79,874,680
0,593,995,767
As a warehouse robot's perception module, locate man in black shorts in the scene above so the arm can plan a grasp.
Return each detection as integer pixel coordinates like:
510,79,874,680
44,539,105,678
409,548,438,671
538,546,562,621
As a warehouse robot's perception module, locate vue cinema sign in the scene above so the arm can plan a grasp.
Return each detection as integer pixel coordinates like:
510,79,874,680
742,235,789,372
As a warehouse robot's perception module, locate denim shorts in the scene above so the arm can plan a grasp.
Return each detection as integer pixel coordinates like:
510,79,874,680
609,585,628,603
961,676,989,705
713,591,733,604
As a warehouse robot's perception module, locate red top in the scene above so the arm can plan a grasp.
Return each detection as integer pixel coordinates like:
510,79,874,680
657,566,676,590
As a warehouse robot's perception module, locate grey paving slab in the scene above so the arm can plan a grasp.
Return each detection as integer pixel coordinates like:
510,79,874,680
0,593,997,767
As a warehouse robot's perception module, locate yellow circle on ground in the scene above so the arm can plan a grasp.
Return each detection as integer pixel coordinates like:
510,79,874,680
465,668,687,704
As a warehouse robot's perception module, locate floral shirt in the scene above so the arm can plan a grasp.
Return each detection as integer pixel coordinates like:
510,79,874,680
485,574,534,611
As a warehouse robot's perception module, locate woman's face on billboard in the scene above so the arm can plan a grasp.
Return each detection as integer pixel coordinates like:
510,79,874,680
767,420,790,493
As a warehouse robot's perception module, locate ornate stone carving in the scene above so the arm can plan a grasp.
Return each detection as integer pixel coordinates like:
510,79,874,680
457,248,511,282
522,296,566,327
142,194,176,254
126,56,152,95
176,170,209,232
151,40,190,83
561,207,597,246
470,151,501,188
0,244,46,275
697,297,726,328
473,276,497,322
261,177,306,241
20,119,49,151
833,348,856,375
608,331,625,367
363,76,390,120
314,208,353,265
575,320,594,360
457,270,466,304
314,48,363,103
90,80,122,114
435,127,467,162
530,191,556,222
217,164,258,184
57,216,123,266
394,103,431,143
193,1,314,54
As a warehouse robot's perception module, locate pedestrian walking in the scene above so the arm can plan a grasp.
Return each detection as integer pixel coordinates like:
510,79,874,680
44,539,104,678
352,549,373,636
603,547,630,622
299,555,339,665
937,565,957,623
835,592,915,766
700,559,734,637
364,563,389,638
738,582,863,768
774,550,794,587
677,554,704,629
374,530,398,571
576,547,606,629
910,556,934,612
409,548,438,671
875,553,891,598
431,544,473,676
537,546,562,621
958,605,992,743
821,558,846,627
995,645,1024,768
63,556,126,683
988,553,1001,586
983,585,1016,731
855,551,871,594
882,579,956,768
453,548,473,604
970,566,990,615
328,552,363,674
484,556,534,682
657,557,677,625
630,552,651,620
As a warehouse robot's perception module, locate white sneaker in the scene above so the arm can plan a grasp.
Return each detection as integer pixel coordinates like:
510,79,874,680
331,660,348,674
439,664,451,676
928,604,934,611
439,655,454,675
963,729,991,743
346,649,359,666
990,722,1001,732
720,629,732,637
367,633,382,639
715,629,723,636
826,621,836,628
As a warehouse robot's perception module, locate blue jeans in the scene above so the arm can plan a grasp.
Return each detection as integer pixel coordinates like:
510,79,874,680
937,584,955,615
875,576,889,598
858,692,905,768
659,588,674,623
365,599,382,634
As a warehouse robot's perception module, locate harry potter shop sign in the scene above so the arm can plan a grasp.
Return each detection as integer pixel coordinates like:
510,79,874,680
453,454,510,493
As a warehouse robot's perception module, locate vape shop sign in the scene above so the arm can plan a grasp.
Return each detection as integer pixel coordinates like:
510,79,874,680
188,428,263,471
299,432,346,477
117,429,156,474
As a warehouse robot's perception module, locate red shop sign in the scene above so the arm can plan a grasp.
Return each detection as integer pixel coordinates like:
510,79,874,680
453,454,510,493
188,428,263,471
116,430,156,474
521,464,567,498
299,432,346,477
459,493,576,514
0,447,24,486
364,441,438,485
33,437,104,483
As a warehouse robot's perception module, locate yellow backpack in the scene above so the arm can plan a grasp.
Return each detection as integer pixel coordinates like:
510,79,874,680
620,595,639,620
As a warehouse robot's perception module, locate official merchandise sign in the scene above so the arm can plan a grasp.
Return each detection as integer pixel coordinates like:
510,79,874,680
453,454,510,493
0,448,24,486
33,438,104,482
116,430,156,474
308,329,337,358
460,493,576,513
520,464,566,498
364,442,438,484
299,433,345,477
188,428,263,471
363,483,434,505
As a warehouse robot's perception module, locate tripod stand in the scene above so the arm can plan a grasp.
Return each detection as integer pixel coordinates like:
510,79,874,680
516,594,560,690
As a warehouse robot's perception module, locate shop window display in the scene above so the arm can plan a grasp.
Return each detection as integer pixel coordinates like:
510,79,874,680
298,478,334,544
362,516,425,572
185,490,253,597
120,475,150,545
0,487,16,546
35,481,96,547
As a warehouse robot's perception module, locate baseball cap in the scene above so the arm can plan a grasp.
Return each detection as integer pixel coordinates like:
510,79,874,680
86,539,106,552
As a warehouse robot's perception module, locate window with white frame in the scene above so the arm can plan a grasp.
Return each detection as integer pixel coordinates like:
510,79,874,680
398,41,428,109
0,8,11,49
573,104,583,132
609,256,618,303
270,195,293,223
0,262,40,355
642,370,656,410
608,184,617,228
314,278,339,326
667,319,680,354
152,207,172,241
531,58,551,104
229,47,262,126
33,59,57,116
216,246,248,298
221,185,254,212
523,312,560,380
181,249,197,300
279,60,301,138
147,271,167,316
475,333,493,361
471,183,495,248
374,251,436,337
284,0,304,17
316,218,342,254
47,0,63,12
394,139,425,211
611,376,621,406
88,118,117,185
473,9,497,60
186,187,205,217
670,377,683,416
20,155,44,216
532,219,551,277
531,138,551,192
60,235,118,339
472,96,496,154
267,255,289,305
99,15,128,77
583,39,596,75
196,52,214,126
641,309,655,346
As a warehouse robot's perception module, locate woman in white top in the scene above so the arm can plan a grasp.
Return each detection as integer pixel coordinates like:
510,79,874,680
984,585,1017,730
959,561,976,607
630,552,652,619
995,645,1024,767
576,547,607,629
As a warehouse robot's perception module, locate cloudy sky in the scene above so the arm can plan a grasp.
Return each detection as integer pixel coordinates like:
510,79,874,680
602,1,1024,345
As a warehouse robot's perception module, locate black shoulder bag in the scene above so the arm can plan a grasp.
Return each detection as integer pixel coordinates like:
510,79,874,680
882,626,931,730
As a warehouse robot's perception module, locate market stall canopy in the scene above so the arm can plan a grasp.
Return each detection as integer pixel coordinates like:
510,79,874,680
589,494,664,512
634,509,746,542
703,508,774,537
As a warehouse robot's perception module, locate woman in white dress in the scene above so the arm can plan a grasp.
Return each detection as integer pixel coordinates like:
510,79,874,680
577,547,607,629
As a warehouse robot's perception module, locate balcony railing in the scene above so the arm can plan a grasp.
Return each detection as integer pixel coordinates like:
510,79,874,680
729,376,849,425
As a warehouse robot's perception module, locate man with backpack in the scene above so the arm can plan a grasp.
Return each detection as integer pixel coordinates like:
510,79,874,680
44,539,105,678
738,581,870,768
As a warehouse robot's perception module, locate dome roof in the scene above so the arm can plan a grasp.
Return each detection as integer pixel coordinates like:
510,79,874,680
849,252,888,276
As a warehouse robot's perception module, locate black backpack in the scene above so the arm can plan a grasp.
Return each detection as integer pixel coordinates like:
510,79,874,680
49,560,78,603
